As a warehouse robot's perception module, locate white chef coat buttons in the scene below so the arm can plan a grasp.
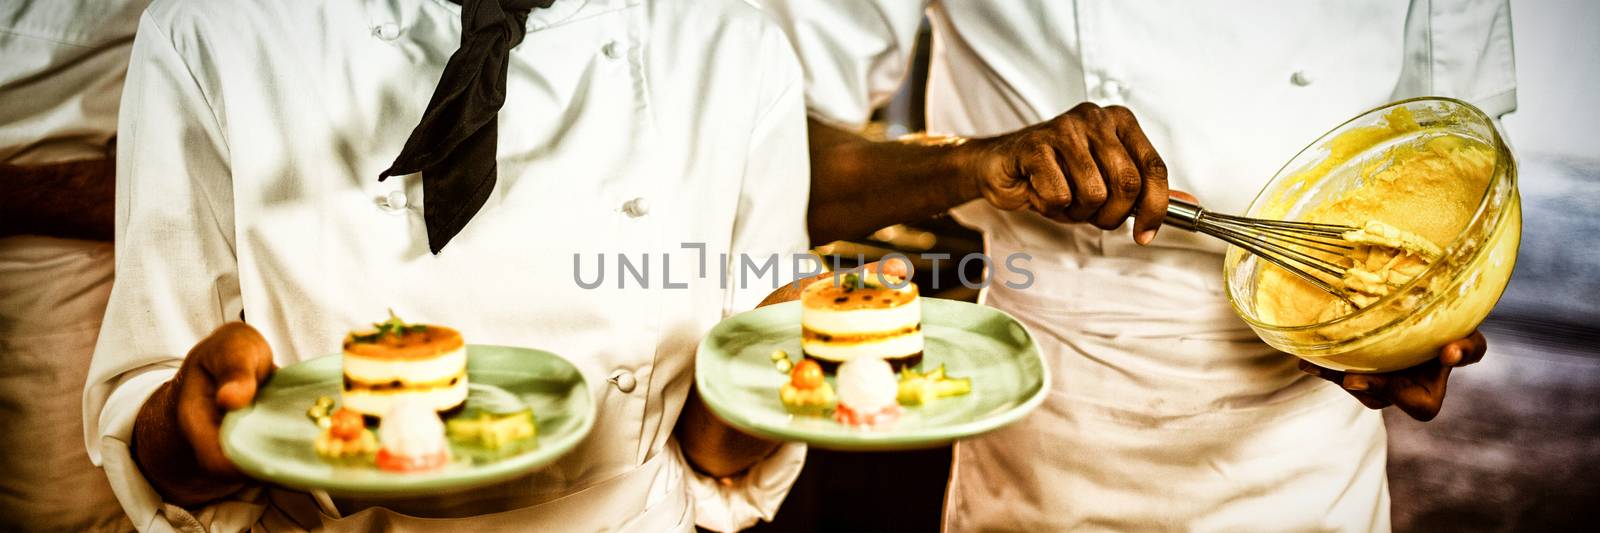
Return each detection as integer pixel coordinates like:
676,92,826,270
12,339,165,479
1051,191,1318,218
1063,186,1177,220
373,23,400,41
1290,71,1313,87
1100,79,1125,99
378,190,408,212
609,369,637,393
602,40,622,59
621,197,649,218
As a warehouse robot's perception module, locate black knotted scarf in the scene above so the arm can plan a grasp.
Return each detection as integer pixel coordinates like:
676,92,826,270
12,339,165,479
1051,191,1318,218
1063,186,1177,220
379,0,556,254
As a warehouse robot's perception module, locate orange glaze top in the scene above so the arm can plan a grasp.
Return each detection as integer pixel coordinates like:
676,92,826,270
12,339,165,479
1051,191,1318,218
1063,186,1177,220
343,325,464,360
801,274,918,310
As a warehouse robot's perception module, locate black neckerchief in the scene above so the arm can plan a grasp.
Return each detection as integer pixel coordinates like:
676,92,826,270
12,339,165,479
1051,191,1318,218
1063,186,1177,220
379,0,556,254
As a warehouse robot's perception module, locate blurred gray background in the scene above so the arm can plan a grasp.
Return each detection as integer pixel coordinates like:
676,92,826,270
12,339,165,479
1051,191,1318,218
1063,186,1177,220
749,1,1600,531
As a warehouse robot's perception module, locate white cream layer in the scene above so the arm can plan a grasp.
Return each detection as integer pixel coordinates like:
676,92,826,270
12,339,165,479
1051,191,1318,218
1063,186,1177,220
802,333,924,363
801,298,921,335
343,346,466,383
343,378,469,417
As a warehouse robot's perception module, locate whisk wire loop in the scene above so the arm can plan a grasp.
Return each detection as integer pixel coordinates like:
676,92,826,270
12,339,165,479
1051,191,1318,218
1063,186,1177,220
1165,198,1358,306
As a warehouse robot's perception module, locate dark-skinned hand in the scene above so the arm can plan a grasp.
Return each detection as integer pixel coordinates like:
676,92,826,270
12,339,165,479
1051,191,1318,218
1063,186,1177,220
132,322,275,507
963,102,1170,244
1298,330,1488,421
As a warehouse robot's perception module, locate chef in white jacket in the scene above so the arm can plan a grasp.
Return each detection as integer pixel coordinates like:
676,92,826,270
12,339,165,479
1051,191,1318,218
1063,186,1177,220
1,1,148,530
758,1,1513,530
83,0,812,531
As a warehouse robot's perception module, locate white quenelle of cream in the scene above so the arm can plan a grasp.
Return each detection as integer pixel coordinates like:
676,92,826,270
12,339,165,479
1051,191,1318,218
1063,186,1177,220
380,397,449,456
835,358,898,411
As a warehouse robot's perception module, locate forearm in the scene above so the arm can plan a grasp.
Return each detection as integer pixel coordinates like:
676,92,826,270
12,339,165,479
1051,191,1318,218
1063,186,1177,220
676,385,781,478
132,379,242,508
0,155,116,241
806,118,980,244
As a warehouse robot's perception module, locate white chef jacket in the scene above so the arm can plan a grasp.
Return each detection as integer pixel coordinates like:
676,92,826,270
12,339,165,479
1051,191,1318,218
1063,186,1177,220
0,1,146,531
82,0,811,531
759,1,1515,531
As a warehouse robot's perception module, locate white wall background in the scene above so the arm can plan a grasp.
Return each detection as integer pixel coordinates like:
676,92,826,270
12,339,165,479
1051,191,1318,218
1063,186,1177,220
1501,0,1600,159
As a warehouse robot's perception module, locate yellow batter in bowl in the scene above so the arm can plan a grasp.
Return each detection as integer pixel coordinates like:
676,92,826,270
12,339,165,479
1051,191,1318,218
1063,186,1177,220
1227,98,1521,373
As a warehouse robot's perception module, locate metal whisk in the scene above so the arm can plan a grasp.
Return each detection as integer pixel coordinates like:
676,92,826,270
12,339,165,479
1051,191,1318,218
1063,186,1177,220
1164,198,1358,304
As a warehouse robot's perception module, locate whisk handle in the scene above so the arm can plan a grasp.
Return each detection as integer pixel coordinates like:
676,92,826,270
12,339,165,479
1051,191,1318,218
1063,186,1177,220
1164,197,1204,232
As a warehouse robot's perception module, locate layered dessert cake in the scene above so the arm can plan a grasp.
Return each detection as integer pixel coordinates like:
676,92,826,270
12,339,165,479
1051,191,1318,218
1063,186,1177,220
342,314,468,417
801,272,923,371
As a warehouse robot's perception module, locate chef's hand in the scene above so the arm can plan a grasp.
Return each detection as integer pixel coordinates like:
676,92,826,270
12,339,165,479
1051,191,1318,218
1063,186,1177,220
964,102,1170,245
132,322,275,507
678,259,910,478
1298,330,1488,421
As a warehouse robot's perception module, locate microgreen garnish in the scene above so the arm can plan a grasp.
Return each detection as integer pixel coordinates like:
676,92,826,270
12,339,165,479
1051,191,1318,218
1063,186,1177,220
841,273,861,291
351,309,427,343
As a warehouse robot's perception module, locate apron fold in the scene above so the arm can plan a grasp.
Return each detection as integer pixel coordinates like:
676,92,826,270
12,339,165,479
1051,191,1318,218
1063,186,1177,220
943,238,1389,532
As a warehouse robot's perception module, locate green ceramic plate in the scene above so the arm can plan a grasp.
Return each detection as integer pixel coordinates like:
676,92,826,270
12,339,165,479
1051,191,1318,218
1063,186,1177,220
220,345,593,497
696,298,1048,451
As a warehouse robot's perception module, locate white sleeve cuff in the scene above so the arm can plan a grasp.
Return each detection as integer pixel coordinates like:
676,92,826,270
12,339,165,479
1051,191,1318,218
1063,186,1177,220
95,368,174,460
95,368,264,532
95,368,182,532
686,441,807,532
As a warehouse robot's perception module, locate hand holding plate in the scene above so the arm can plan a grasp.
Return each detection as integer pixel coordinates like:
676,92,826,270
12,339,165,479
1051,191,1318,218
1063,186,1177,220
133,322,276,506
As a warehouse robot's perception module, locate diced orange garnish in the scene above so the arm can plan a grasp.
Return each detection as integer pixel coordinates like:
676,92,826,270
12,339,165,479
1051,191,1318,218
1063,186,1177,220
329,408,364,441
791,359,825,389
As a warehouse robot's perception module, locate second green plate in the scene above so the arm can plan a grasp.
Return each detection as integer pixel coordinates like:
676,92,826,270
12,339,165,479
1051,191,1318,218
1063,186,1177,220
696,298,1048,451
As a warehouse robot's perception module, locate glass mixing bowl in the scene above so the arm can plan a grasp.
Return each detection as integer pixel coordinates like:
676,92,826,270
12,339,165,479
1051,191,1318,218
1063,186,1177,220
1225,97,1522,373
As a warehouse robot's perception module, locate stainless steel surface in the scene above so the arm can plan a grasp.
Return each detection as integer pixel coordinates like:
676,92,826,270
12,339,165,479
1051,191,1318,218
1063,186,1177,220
1165,198,1358,303
1162,197,1204,231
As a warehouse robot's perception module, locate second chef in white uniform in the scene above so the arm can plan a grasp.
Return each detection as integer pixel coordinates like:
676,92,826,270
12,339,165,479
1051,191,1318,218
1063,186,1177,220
760,0,1515,530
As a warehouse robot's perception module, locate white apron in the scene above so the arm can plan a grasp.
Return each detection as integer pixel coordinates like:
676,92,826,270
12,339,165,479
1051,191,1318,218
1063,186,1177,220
944,236,1389,532
0,237,126,532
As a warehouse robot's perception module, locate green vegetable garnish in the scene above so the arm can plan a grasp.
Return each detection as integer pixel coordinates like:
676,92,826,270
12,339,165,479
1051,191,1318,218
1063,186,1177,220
896,364,972,406
447,411,537,449
351,309,428,343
